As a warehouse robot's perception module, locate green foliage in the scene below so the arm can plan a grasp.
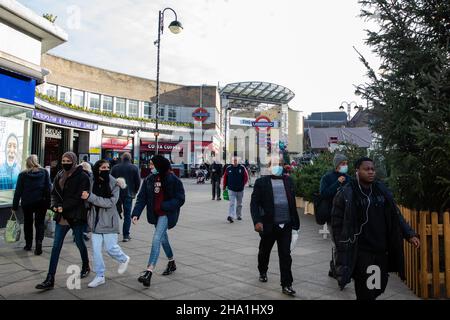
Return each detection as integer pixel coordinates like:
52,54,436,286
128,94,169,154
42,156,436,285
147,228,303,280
356,0,450,211
43,13,57,23
36,92,195,129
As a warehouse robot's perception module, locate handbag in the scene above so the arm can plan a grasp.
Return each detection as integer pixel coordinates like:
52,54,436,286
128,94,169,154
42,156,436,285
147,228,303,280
44,210,56,238
223,187,229,201
312,192,332,225
4,211,21,243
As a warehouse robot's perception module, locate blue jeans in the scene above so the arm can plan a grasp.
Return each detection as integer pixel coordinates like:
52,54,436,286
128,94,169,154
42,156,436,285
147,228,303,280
91,233,128,277
121,196,133,238
148,215,173,267
48,223,89,276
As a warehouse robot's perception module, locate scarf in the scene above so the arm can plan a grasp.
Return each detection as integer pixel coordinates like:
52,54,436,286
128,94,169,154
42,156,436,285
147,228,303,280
59,152,78,190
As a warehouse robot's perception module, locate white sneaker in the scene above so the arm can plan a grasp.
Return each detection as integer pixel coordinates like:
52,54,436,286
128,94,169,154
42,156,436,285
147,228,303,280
88,276,105,288
118,256,130,275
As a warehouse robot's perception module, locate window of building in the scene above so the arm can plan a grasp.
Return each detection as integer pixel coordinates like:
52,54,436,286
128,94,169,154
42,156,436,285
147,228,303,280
116,98,126,115
168,106,177,121
158,105,165,119
89,93,100,111
46,84,57,98
103,96,113,113
128,100,139,117
143,102,152,118
72,90,85,107
58,86,71,103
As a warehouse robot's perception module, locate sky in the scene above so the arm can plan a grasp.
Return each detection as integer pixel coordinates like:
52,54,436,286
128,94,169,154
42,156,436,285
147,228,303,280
21,0,381,117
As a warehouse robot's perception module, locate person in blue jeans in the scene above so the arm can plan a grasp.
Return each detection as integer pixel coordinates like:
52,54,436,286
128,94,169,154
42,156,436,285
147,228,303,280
111,152,141,242
131,155,185,287
36,152,91,290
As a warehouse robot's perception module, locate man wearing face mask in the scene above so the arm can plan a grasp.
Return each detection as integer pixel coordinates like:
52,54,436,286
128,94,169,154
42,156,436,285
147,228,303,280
250,155,300,296
319,153,350,279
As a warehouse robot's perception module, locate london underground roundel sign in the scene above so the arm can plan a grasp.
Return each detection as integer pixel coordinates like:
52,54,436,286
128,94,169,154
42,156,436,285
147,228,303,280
192,107,210,122
252,115,274,133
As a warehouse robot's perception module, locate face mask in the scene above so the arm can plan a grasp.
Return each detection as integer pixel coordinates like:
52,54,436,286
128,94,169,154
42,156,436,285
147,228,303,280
271,165,283,176
100,170,110,180
62,163,73,171
151,168,159,175
339,165,348,174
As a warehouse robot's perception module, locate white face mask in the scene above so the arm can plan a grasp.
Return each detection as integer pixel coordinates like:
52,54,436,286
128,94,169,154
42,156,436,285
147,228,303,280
339,165,348,174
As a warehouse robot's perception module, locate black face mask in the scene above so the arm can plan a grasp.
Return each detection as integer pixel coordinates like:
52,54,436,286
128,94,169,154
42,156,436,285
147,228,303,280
62,163,73,171
99,170,110,180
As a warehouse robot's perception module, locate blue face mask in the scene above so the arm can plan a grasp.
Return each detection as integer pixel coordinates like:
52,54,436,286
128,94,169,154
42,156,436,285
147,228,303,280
339,165,348,174
271,166,283,176
151,168,159,175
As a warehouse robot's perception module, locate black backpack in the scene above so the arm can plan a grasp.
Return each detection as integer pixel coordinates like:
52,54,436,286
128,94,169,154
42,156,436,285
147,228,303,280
312,192,333,225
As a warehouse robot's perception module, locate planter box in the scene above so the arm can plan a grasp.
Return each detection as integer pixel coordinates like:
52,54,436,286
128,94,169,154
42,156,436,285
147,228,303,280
304,201,315,215
295,197,305,208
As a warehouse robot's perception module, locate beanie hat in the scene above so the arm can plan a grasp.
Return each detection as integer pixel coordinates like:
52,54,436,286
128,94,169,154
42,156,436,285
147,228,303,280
333,154,347,169
151,155,171,175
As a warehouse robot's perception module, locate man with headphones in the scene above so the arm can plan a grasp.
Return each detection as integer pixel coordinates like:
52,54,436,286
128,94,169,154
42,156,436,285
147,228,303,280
331,157,420,300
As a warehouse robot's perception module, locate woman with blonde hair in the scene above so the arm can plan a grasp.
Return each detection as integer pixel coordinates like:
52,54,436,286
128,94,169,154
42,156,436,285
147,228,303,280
12,155,51,255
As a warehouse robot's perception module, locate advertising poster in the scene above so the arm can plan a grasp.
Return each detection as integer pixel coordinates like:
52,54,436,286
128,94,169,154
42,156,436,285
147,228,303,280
0,116,24,190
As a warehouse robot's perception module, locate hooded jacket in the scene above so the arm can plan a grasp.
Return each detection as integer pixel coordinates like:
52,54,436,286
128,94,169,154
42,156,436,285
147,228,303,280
12,168,51,210
86,176,127,234
51,166,90,224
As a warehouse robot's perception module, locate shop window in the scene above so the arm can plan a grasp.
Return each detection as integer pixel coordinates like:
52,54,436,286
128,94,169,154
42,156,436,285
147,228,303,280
89,93,100,111
72,90,85,107
46,84,57,98
116,98,126,116
158,105,165,119
168,106,177,121
128,100,139,117
103,96,113,113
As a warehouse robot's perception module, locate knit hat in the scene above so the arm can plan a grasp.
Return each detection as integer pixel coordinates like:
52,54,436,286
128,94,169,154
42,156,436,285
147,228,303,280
333,154,347,169
151,155,171,175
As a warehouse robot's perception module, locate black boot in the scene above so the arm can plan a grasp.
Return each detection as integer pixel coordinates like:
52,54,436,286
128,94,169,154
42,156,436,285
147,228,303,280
162,261,176,276
138,270,152,287
34,241,43,255
23,244,32,251
282,286,296,296
36,274,54,290
80,264,90,278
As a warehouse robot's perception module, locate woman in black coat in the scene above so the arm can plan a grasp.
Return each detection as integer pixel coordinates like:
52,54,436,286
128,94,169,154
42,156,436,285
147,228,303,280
12,155,51,255
36,152,91,291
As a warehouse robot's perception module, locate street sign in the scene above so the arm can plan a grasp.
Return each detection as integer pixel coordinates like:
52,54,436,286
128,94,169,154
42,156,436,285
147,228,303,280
192,107,210,122
252,115,274,132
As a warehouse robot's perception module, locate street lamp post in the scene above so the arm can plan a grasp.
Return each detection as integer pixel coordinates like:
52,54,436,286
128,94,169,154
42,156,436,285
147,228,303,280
339,101,360,121
154,8,183,155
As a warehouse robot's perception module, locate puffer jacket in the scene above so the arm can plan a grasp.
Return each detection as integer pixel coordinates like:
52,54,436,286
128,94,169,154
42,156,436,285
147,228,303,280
132,173,185,229
86,176,127,234
331,179,417,290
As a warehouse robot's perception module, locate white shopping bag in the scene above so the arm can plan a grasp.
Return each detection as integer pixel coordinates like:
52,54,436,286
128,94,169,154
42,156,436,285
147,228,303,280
290,229,299,251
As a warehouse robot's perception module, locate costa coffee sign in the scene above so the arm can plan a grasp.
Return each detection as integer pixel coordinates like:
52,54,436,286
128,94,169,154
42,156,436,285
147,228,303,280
192,107,210,122
141,141,182,152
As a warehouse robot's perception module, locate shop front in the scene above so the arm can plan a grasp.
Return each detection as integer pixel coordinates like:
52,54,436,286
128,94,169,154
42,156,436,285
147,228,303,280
102,136,134,165
139,140,182,177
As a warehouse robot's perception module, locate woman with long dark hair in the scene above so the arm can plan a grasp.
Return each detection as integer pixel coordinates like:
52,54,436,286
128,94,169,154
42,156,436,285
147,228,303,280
131,155,185,287
81,160,130,288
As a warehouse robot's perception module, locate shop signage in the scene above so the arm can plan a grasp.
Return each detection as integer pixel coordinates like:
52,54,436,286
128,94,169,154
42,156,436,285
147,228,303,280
45,127,62,139
192,108,210,122
89,148,101,154
141,141,182,152
102,138,133,150
252,116,274,132
33,110,98,131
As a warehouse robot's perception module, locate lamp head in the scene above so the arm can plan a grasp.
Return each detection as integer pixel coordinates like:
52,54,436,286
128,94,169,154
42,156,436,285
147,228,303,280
168,20,183,34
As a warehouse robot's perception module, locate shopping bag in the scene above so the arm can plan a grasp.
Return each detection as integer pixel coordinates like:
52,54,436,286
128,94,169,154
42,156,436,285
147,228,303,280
4,211,21,243
44,210,56,238
290,229,299,251
223,188,229,201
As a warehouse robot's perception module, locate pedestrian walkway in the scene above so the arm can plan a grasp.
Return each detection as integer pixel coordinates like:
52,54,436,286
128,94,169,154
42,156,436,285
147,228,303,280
0,179,419,300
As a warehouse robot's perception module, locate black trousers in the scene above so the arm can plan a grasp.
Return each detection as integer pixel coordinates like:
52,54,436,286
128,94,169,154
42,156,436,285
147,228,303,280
258,225,293,287
22,203,47,246
211,179,221,199
353,250,389,300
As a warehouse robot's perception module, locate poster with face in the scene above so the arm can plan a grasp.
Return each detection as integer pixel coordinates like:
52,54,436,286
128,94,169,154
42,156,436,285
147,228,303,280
0,117,24,190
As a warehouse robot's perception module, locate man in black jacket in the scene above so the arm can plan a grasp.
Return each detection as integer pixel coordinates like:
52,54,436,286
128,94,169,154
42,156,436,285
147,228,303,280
331,157,420,300
250,155,300,296
210,160,223,200
111,152,141,242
